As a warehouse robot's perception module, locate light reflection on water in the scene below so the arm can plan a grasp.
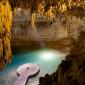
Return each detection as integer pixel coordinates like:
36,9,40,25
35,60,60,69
0,49,67,85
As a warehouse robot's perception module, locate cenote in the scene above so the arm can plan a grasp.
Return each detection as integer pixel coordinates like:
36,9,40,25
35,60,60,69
0,48,67,85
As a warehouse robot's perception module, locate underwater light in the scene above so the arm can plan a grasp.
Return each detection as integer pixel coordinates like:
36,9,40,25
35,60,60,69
41,52,55,60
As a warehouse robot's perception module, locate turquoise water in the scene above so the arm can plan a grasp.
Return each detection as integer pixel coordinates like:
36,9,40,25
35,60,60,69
0,49,66,85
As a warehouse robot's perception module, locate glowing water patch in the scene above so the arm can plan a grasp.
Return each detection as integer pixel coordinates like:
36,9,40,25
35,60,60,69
39,50,65,61
41,52,55,60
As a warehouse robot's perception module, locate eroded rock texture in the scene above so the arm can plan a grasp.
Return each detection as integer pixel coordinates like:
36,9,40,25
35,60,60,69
11,11,85,52
39,31,85,85
0,1,12,69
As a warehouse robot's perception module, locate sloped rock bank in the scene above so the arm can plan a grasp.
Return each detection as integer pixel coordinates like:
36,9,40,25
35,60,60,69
38,31,85,85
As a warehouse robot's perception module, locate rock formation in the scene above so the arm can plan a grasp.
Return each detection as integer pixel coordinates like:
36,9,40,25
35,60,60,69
0,1,12,69
11,10,85,52
38,31,85,85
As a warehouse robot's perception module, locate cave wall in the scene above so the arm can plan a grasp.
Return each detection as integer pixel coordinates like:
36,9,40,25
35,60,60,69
55,31,85,85
0,1,12,69
11,11,85,51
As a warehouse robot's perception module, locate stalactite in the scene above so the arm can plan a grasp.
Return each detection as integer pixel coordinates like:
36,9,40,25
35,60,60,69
31,13,35,30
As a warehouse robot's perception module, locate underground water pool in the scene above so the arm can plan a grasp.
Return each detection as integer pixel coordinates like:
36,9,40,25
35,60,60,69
0,48,67,85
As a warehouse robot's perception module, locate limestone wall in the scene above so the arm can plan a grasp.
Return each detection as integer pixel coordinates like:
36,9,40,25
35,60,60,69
0,1,12,69
11,14,85,47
